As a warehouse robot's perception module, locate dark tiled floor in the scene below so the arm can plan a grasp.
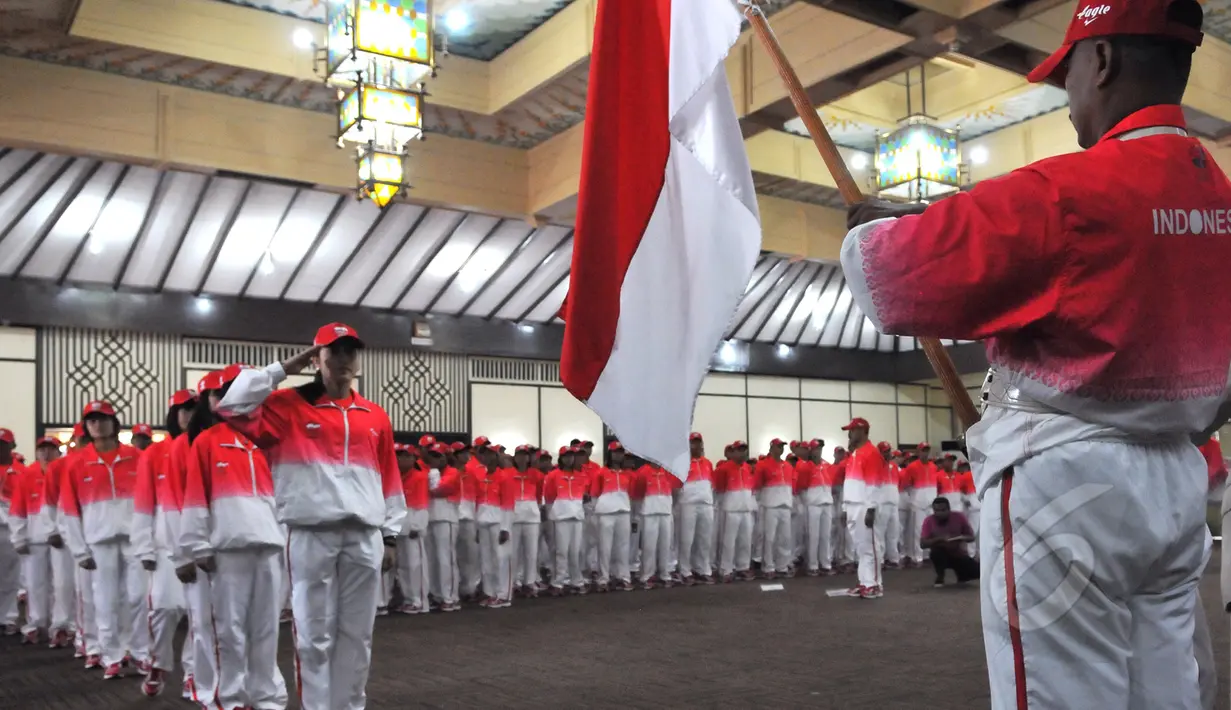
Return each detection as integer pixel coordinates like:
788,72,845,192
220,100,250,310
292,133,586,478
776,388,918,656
1,562,1227,709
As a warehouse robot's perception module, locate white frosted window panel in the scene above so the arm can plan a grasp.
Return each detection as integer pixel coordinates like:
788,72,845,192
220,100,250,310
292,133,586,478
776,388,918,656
747,397,801,453
746,375,798,399
801,400,851,461
692,395,747,455
851,382,896,404
896,385,927,406
928,408,954,443
800,379,849,401
897,406,928,447
471,384,540,450
699,373,745,396
854,404,897,448
540,387,602,452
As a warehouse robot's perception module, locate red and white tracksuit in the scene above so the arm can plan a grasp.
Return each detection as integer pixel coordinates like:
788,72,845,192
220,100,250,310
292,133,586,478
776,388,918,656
397,465,432,612
0,462,23,628
219,363,407,710
427,467,461,606
790,458,813,562
457,460,484,599
633,467,678,583
49,454,97,658
11,461,75,637
843,443,889,591
755,459,795,574
164,434,219,706
904,459,936,564
543,469,586,590
716,461,756,576
131,440,192,680
591,467,633,586
507,468,542,589
896,465,916,565
676,458,715,579
881,462,901,565
59,444,150,667
798,461,834,573
181,423,288,710
830,460,851,566
477,468,513,602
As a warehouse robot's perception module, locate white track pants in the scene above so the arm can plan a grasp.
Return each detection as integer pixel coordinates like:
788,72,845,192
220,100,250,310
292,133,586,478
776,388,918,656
75,566,98,656
0,530,18,625
551,520,583,589
597,513,631,584
968,507,982,558
21,544,54,633
804,505,833,572
639,514,672,583
185,575,219,707
213,548,287,710
980,440,1209,710
720,510,753,576
751,508,763,564
847,507,885,590
710,498,723,573
456,520,480,597
792,498,805,560
395,535,429,609
509,523,539,587
761,507,793,574
583,503,599,574
882,504,900,564
478,524,511,601
286,526,381,710
146,552,187,674
901,506,924,563
91,539,148,666
832,505,851,565
428,521,459,605
676,503,714,578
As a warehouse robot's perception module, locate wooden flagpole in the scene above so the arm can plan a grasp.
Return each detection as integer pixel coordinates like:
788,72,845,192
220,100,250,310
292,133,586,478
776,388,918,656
742,2,980,431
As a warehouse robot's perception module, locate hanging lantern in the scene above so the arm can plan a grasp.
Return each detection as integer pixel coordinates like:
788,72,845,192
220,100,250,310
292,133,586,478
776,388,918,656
356,141,409,208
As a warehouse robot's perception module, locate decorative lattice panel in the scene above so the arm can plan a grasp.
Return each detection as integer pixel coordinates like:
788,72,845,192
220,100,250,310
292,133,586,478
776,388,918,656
366,350,467,433
41,328,182,426
468,356,560,384
183,338,301,368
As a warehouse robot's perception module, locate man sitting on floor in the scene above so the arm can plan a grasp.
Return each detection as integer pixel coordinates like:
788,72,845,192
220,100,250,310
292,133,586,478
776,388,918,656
920,497,978,588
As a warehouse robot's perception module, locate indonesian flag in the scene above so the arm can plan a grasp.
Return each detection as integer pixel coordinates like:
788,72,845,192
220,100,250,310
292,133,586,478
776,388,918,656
560,0,761,479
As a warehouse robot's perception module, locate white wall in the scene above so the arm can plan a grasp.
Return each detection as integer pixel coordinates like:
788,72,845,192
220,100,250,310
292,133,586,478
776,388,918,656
470,384,539,450
0,327,37,455
540,386,603,452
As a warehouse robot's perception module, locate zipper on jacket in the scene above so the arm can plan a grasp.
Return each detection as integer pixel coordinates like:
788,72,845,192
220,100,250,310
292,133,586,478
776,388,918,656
246,447,257,495
340,406,351,467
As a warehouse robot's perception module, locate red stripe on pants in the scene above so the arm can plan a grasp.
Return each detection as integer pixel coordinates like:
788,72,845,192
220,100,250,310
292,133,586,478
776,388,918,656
1001,472,1028,710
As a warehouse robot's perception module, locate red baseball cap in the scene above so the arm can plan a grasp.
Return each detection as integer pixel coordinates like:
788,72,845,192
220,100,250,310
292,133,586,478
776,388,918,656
314,322,364,348
197,370,226,395
82,400,117,418
450,441,466,452
558,446,573,456
732,440,748,449
892,449,903,457
431,443,450,455
515,444,535,453
168,389,196,408
72,423,85,439
877,441,891,451
220,363,248,385
0,428,13,445
689,432,702,441
473,436,491,448
608,441,624,451
131,424,153,437
918,442,931,450
418,435,436,448
834,446,847,454
36,436,59,448
1027,0,1204,85
808,439,822,448
944,452,957,460
841,417,870,431
770,438,786,447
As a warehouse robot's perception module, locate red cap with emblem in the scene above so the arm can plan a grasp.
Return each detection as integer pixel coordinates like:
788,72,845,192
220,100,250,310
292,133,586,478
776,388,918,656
918,442,931,450
131,424,153,437
689,432,702,441
168,390,196,408
608,440,623,451
220,363,247,386
515,444,535,453
418,435,436,448
877,441,892,451
0,429,13,445
770,438,786,447
473,436,491,448
1027,0,1204,85
431,443,450,455
197,370,226,395
36,436,59,448
82,400,117,419
732,440,748,449
314,322,363,348
841,417,870,431
450,441,466,452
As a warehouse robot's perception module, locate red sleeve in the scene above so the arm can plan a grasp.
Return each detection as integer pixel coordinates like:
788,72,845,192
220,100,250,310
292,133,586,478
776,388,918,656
500,470,516,510
435,468,461,498
9,470,26,519
379,425,403,501
589,469,603,498
45,459,62,510
58,458,81,518
843,168,1065,340
543,472,558,504
182,436,213,509
630,470,646,501
134,448,158,515
225,390,296,451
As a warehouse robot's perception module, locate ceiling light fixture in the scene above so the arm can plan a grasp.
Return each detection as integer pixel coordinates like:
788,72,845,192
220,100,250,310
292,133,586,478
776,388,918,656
292,27,315,49
874,64,968,203
444,8,470,33
849,153,868,170
969,146,989,165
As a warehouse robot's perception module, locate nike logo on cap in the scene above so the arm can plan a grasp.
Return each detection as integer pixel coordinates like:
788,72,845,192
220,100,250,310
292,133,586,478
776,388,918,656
1077,4,1111,25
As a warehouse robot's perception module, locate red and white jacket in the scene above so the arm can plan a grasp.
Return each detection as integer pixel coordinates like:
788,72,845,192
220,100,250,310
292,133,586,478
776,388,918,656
459,459,486,521
401,466,432,535
59,443,141,563
904,459,936,508
679,457,714,506
590,467,632,515
10,461,56,546
476,467,513,531
428,467,461,524
881,462,900,509
132,437,190,567
180,423,284,560
797,461,834,507
754,458,795,509
633,465,679,517
543,468,586,521
715,461,756,512
841,442,887,511
507,467,543,525
0,460,23,529
218,363,406,538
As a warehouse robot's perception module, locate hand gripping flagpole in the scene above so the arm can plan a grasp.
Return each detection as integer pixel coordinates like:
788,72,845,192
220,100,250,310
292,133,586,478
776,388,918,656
741,1,980,431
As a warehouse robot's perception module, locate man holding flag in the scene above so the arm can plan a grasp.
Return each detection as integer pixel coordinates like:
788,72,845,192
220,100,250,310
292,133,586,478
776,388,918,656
559,0,761,481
